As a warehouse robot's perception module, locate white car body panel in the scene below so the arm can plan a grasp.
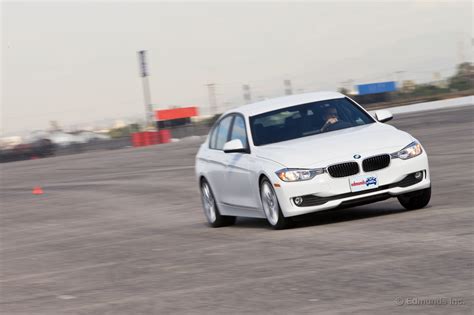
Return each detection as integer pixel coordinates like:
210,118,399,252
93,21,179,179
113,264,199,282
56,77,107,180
195,92,431,220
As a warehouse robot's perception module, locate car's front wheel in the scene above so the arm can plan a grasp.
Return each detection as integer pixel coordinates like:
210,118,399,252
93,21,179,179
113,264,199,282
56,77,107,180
260,178,293,229
200,179,236,227
397,187,431,210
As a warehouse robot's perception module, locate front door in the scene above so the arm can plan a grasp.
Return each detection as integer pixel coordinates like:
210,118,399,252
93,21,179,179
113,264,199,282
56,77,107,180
221,115,257,209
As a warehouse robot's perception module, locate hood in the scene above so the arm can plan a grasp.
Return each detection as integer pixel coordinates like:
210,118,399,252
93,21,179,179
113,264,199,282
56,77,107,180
254,123,413,168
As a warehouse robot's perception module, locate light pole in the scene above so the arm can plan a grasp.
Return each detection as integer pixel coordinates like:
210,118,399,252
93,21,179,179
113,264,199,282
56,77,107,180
284,79,293,95
206,83,218,115
138,50,156,130
242,84,252,104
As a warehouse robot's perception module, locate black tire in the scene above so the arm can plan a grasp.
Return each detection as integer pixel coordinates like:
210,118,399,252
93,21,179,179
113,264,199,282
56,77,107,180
260,178,293,230
200,179,236,228
397,187,431,210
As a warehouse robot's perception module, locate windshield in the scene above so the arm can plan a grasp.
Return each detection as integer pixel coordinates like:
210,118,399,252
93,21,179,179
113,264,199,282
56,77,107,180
250,97,375,146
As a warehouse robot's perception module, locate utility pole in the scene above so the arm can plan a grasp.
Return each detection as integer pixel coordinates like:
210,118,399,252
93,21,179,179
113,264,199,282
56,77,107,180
206,83,218,115
137,50,155,130
242,84,252,104
284,79,293,95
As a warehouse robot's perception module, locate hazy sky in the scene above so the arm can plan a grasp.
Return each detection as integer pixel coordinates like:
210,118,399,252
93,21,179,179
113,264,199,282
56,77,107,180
2,1,472,135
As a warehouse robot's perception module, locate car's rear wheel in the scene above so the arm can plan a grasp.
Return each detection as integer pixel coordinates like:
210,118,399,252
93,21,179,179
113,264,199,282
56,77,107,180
260,178,292,229
200,179,236,227
397,187,431,210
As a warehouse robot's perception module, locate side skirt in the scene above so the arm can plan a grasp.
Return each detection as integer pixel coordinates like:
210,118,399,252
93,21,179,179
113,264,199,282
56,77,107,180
218,202,266,218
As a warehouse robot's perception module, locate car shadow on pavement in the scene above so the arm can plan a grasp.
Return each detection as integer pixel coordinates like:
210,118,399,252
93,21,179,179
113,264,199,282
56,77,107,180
290,204,411,229
235,201,419,230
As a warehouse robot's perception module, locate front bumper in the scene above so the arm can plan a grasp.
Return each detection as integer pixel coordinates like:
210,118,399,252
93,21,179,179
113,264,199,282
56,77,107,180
273,153,431,217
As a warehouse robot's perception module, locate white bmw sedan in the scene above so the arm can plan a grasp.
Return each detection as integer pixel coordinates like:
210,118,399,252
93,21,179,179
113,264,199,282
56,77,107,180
195,92,431,229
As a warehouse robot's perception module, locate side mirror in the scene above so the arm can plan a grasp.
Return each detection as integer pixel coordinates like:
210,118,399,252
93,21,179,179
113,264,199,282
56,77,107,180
374,109,393,123
223,139,247,153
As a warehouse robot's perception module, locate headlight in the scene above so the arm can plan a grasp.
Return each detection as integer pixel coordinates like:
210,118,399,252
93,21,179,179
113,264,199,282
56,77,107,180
392,141,423,160
275,168,325,182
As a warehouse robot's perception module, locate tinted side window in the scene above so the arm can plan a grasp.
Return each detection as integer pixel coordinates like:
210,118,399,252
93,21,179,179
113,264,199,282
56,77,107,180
209,125,219,149
230,115,248,148
215,116,233,150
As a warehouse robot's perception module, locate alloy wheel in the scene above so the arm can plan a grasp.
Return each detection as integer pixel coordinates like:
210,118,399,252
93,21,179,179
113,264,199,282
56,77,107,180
261,181,279,226
201,182,217,223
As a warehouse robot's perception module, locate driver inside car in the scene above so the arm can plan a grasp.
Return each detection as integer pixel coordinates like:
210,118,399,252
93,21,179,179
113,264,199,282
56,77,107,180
320,106,351,132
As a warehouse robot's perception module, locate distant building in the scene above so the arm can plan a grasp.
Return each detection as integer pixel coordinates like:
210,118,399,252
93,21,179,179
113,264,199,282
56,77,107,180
434,79,449,89
352,81,397,104
155,107,199,129
401,80,416,93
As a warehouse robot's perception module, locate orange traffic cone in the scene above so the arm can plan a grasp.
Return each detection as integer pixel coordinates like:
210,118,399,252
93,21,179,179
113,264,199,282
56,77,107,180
32,186,44,195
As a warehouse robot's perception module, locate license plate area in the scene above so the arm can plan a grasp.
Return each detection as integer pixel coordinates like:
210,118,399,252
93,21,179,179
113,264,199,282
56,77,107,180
349,174,378,192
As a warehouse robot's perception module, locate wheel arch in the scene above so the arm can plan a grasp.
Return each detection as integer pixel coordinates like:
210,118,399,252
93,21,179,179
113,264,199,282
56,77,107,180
199,175,207,185
258,173,269,185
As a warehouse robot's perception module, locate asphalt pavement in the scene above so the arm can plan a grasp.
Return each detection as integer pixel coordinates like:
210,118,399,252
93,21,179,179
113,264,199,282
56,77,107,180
1,106,473,314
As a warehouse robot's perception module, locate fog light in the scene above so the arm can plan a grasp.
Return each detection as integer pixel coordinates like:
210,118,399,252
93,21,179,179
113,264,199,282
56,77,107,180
414,171,423,179
294,197,303,205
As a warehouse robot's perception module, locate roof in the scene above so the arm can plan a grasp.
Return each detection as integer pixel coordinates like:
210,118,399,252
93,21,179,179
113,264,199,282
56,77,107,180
224,91,345,117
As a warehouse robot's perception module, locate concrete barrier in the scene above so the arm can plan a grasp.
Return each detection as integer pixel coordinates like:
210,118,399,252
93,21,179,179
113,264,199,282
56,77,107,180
387,95,473,115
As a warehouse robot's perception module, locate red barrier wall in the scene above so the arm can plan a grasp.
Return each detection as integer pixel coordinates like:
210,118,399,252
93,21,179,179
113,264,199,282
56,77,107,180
158,130,171,144
131,130,171,147
131,132,145,147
